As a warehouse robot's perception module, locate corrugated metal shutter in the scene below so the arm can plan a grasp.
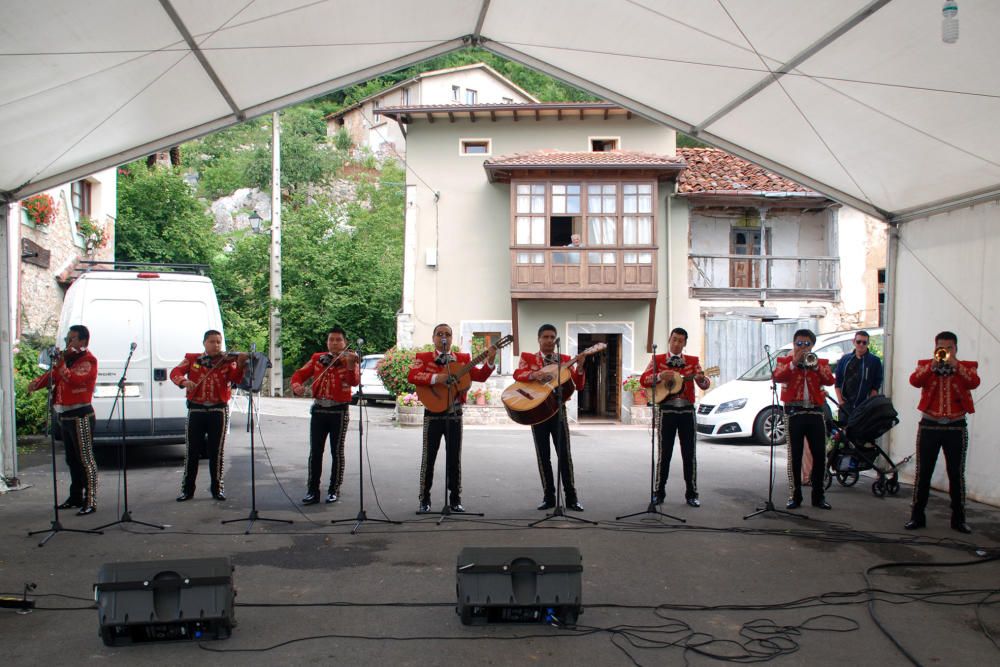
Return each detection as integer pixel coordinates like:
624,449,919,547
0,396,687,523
705,316,817,384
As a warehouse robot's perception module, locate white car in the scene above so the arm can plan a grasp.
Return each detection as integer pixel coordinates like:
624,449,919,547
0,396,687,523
696,329,884,445
351,354,392,404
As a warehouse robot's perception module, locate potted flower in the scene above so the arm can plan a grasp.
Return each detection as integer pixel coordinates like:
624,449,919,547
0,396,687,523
22,193,57,228
396,392,424,427
622,375,647,405
78,215,107,254
467,385,494,406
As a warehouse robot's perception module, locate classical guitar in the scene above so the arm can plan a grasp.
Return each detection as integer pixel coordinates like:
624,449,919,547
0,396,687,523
649,365,720,404
414,335,514,413
501,343,608,426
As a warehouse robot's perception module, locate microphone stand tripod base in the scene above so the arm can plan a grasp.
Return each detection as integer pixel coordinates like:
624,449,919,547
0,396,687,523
332,509,400,535
222,509,293,535
743,501,809,521
95,510,164,532
616,500,686,524
28,520,102,548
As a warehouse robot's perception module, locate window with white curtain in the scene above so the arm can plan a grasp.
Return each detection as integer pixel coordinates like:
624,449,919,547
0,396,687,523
516,217,545,245
516,183,545,215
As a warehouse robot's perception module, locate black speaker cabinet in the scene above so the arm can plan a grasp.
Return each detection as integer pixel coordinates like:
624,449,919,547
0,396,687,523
94,557,235,646
456,547,582,625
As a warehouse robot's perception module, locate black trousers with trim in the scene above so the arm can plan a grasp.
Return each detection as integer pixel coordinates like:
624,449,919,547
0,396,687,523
419,410,463,506
911,420,967,524
530,408,578,505
306,405,349,495
655,407,697,500
181,406,228,495
60,406,98,507
785,409,826,503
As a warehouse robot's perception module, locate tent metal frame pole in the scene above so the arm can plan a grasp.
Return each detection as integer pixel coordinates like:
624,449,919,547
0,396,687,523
0,202,18,488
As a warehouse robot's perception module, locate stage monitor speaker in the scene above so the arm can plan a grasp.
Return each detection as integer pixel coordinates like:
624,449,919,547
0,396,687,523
94,557,235,646
456,546,582,626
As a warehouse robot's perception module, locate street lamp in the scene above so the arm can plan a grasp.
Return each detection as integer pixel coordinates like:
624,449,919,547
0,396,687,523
248,210,263,233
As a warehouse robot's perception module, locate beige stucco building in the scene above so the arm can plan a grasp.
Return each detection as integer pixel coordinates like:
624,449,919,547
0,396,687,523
381,103,886,422
325,63,536,158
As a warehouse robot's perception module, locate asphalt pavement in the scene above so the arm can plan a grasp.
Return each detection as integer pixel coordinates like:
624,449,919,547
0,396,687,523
1,399,998,665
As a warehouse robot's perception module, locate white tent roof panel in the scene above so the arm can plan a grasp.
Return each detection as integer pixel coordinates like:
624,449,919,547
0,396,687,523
1,0,998,221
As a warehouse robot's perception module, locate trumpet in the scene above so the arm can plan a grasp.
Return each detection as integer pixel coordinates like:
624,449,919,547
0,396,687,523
798,352,819,370
932,346,955,375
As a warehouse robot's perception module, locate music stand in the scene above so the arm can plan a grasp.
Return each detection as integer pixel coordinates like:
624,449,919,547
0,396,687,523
617,343,685,523
531,338,596,527
744,345,809,521
222,345,294,534
27,349,102,546
96,343,164,531
332,347,400,534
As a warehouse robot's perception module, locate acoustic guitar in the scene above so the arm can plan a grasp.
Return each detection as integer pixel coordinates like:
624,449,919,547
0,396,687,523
414,335,514,413
649,365,720,404
501,343,607,426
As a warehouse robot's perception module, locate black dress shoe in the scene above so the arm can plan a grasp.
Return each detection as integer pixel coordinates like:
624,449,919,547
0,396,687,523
418,503,431,513
450,504,466,513
904,518,926,530
302,493,320,505
76,506,96,516
212,492,226,501
567,501,584,512
812,500,832,510
57,499,83,510
537,499,555,510
786,499,802,509
176,492,193,502
325,493,338,504
686,498,701,508
952,522,972,534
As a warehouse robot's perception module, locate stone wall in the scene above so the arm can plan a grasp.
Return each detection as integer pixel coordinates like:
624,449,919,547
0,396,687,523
17,172,116,339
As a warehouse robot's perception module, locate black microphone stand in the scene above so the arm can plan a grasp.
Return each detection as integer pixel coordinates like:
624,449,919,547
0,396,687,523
96,343,163,531
332,338,400,534
744,345,809,521
531,337,595,527
617,343,685,523
27,349,102,546
222,344,293,534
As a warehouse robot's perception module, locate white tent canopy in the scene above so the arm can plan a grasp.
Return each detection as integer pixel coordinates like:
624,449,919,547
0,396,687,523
2,0,999,221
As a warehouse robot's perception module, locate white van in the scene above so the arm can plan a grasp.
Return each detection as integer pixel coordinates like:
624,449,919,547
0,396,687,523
56,270,225,445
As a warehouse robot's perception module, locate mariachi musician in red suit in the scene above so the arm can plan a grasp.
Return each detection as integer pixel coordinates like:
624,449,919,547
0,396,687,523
291,326,360,506
640,327,711,508
28,325,100,515
905,331,980,534
170,330,248,502
407,323,495,513
513,324,586,511
772,328,835,510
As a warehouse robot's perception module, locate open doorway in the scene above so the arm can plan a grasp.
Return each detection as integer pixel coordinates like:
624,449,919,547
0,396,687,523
576,333,621,422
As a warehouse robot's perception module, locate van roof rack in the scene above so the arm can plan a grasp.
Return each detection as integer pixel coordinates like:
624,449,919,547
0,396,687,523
76,260,209,275
57,260,210,286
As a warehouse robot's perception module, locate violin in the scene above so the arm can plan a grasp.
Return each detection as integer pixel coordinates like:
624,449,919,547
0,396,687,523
318,350,359,368
197,351,246,368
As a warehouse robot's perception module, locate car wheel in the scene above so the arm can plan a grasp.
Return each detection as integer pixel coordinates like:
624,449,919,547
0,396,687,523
753,407,785,445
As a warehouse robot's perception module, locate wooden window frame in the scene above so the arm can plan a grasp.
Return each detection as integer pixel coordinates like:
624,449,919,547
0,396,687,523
588,136,621,152
459,138,492,156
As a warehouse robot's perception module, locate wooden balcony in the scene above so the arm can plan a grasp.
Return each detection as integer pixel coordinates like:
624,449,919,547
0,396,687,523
688,253,840,301
510,247,657,298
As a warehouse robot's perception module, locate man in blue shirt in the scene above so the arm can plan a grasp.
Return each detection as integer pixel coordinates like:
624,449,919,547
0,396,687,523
834,330,883,422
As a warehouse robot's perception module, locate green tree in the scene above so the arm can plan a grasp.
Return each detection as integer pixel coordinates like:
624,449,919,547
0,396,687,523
245,107,343,196
116,163,220,265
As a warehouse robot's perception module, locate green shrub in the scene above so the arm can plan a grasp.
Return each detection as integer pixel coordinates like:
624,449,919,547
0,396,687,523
376,344,444,397
14,337,52,435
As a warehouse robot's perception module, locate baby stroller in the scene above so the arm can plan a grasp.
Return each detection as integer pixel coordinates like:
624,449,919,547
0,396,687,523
823,394,903,497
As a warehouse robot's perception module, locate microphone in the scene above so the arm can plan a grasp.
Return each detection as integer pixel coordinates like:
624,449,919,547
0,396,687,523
764,344,770,353
130,342,137,351
356,337,365,348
